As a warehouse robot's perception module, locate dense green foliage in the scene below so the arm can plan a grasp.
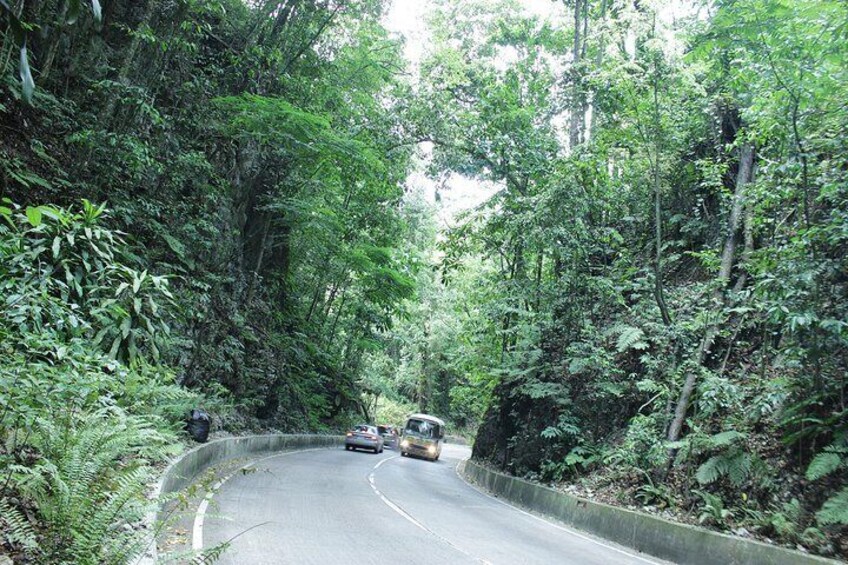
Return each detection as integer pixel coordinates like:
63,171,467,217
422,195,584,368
406,0,848,557
2,0,847,560
0,202,200,562
1,0,416,561
1,0,418,420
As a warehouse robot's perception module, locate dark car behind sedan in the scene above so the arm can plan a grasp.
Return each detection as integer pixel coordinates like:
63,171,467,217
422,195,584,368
345,425,384,453
377,425,399,449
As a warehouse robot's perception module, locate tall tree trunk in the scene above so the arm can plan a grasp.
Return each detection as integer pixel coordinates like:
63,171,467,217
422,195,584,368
246,215,270,303
651,61,672,326
718,143,755,285
418,320,431,412
39,0,69,81
733,174,756,293
568,0,583,152
666,142,756,447
326,286,348,343
101,0,159,128
587,0,609,141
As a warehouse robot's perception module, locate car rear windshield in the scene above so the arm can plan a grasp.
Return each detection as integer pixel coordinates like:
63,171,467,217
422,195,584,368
405,419,439,439
353,425,370,433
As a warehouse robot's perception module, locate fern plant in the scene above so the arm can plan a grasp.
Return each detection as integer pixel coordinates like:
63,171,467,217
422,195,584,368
683,430,754,487
805,432,847,483
0,496,39,554
816,487,848,526
609,323,648,353
693,489,734,529
804,432,848,527
635,482,674,509
12,406,171,564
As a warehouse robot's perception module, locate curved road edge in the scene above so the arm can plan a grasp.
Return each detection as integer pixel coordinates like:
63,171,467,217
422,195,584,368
134,434,343,564
459,459,838,565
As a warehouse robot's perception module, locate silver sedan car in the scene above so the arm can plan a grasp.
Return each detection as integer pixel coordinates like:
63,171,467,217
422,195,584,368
345,425,384,453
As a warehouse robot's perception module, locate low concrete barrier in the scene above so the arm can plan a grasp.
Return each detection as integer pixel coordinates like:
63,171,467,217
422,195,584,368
158,434,342,496
461,459,837,565
445,434,470,445
137,434,343,564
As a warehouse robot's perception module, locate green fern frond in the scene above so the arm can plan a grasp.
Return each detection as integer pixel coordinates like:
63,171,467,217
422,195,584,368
0,497,39,551
816,487,848,526
726,452,752,487
615,325,648,352
806,452,842,481
696,455,722,484
193,541,232,565
707,430,746,447
696,451,751,486
11,407,164,563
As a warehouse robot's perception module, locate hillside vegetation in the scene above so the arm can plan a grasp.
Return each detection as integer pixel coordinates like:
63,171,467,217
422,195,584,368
1,0,847,561
2,0,417,561
412,0,848,558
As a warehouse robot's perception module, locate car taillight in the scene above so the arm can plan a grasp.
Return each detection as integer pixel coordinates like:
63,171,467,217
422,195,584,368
346,432,353,437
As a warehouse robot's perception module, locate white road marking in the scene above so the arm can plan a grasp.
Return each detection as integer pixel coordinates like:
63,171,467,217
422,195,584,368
453,460,664,565
193,447,664,565
368,456,493,565
192,447,327,552
367,458,427,532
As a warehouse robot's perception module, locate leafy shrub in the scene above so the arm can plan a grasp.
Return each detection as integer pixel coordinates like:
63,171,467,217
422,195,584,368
0,200,173,363
693,490,734,528
0,201,208,562
10,408,170,564
634,480,675,509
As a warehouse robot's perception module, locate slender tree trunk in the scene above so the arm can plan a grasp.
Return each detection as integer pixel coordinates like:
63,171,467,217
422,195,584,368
587,0,609,141
791,102,811,228
246,215,270,303
651,64,672,326
101,0,159,128
326,287,348,343
568,0,583,152
534,249,543,311
733,177,756,293
418,320,430,412
666,142,756,447
718,143,755,285
40,1,69,81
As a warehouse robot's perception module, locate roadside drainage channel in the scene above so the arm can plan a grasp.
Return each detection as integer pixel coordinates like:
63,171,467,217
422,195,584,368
459,459,838,565
135,434,343,564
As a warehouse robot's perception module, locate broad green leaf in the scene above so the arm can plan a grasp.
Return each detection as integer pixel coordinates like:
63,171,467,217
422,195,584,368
120,316,132,338
115,282,129,296
25,206,42,227
108,336,122,358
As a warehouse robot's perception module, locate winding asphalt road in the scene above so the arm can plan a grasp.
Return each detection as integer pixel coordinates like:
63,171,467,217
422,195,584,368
198,444,666,564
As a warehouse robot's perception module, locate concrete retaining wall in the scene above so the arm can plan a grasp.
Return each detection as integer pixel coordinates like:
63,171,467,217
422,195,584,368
158,434,342,496
138,434,342,564
461,460,838,565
